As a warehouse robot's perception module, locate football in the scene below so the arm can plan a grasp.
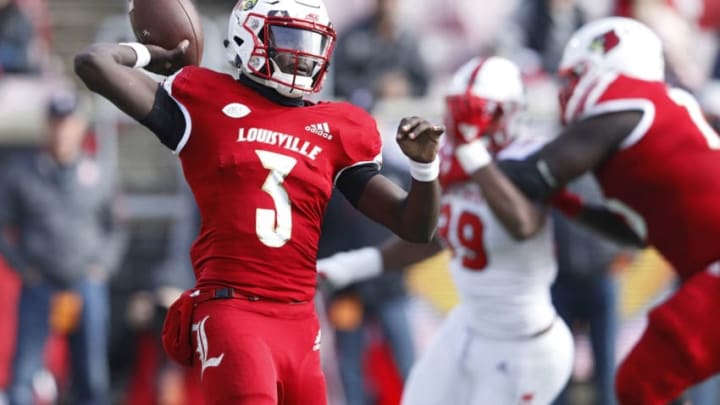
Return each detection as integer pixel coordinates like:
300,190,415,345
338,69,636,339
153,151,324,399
128,0,204,67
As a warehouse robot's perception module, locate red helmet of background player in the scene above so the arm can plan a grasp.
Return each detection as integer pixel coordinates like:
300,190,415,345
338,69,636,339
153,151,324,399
439,56,525,188
444,56,525,154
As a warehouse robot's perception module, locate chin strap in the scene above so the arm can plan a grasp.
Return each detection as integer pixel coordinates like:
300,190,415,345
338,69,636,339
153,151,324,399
237,74,305,107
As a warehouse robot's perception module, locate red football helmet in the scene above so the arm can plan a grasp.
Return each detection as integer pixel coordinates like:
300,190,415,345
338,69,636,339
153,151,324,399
443,56,525,154
439,56,525,188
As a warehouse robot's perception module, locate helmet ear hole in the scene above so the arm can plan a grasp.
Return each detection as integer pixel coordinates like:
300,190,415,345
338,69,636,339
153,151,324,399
231,36,245,67
259,61,272,75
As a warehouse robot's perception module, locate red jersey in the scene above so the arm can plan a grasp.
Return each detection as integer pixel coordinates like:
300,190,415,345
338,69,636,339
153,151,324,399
577,73,720,279
164,67,382,301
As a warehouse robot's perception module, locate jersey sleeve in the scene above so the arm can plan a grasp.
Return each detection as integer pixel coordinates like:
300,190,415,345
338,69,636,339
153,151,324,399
336,163,381,206
161,66,201,154
574,74,658,149
140,85,187,151
333,102,384,185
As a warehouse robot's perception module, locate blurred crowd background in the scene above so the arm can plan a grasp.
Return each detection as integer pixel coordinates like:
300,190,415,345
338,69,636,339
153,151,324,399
0,0,719,404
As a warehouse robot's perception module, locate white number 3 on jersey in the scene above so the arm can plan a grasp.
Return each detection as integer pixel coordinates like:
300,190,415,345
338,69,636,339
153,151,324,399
255,150,297,247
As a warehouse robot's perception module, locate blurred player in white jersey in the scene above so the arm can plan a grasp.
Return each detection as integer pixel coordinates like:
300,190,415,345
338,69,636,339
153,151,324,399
318,56,574,405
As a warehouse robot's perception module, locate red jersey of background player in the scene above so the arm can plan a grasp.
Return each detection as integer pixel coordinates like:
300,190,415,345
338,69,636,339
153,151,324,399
165,66,382,302
572,73,720,279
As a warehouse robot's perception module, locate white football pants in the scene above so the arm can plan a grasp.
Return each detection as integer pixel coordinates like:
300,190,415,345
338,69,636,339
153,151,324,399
401,304,574,405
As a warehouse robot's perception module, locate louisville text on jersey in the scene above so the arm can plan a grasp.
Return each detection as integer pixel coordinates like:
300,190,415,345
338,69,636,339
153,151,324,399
237,127,323,160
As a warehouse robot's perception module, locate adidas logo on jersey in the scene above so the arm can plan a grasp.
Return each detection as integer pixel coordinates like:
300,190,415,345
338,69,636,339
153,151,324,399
305,122,333,140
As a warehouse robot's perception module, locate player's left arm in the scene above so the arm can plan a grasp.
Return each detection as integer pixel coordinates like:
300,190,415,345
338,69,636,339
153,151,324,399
497,110,643,200
317,235,445,290
355,117,443,243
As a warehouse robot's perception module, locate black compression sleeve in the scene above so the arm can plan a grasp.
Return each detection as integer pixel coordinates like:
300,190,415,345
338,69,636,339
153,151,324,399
497,159,557,201
336,164,381,207
139,85,186,151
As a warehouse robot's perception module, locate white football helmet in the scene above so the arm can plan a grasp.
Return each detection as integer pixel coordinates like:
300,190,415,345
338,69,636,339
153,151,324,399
558,17,665,124
444,56,525,154
227,0,336,98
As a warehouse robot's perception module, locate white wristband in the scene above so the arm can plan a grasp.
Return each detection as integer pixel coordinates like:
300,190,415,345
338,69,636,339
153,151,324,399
455,140,492,175
119,42,151,69
408,157,440,182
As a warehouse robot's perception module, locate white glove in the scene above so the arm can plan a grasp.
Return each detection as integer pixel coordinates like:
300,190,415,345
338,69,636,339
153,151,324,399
455,139,492,175
316,247,383,290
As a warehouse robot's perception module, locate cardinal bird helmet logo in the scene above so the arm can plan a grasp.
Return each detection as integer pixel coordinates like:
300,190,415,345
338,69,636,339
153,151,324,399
589,30,620,54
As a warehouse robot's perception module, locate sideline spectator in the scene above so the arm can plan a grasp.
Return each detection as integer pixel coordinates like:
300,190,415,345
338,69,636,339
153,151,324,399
0,0,37,74
501,0,586,75
332,0,429,111
0,90,126,405
114,187,202,405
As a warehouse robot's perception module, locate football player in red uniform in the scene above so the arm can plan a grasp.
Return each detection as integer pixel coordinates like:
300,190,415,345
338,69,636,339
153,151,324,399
74,1,443,404
458,17,720,405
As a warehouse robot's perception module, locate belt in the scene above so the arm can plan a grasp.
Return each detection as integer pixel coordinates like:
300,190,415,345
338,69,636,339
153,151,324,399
192,287,308,305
